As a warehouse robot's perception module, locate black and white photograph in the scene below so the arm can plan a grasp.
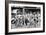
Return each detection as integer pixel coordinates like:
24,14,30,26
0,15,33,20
11,7,41,29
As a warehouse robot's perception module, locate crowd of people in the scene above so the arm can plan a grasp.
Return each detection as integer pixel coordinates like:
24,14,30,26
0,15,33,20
11,7,41,29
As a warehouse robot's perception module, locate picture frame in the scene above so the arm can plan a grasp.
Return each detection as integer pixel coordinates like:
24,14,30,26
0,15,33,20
5,0,45,34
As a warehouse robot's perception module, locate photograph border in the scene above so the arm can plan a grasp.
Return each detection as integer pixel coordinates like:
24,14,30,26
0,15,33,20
5,1,45,34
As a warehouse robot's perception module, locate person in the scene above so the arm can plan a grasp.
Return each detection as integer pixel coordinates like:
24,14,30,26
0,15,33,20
25,18,29,26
